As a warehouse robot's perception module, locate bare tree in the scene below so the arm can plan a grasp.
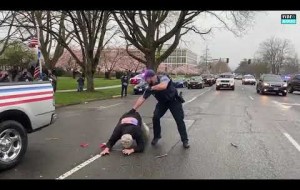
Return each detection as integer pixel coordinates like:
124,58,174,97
259,37,294,74
282,53,299,74
39,11,114,91
101,47,125,79
0,11,17,56
12,11,73,70
113,11,255,71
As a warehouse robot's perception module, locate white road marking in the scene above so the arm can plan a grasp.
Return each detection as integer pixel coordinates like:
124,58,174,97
183,89,211,106
249,96,254,100
272,100,291,110
57,122,150,179
280,103,300,106
56,88,208,179
283,133,300,152
185,97,197,104
98,103,123,109
56,154,102,180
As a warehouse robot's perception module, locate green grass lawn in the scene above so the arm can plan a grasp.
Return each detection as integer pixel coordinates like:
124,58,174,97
56,77,120,90
55,86,134,106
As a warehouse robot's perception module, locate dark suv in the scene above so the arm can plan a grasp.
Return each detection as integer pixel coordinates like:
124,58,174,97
256,74,287,96
287,74,300,93
201,74,214,86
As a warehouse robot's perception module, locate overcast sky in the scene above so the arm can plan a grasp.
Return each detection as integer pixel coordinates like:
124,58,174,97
181,11,300,71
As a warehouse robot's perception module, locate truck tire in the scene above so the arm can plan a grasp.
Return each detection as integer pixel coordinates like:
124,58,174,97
0,120,28,171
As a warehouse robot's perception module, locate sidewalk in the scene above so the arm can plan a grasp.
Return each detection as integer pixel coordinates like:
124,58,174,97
56,85,121,93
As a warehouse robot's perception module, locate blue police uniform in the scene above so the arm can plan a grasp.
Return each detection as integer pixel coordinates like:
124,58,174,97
142,75,189,145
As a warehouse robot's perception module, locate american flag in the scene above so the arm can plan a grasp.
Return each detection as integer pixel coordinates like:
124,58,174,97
28,37,39,48
34,62,40,80
30,37,38,46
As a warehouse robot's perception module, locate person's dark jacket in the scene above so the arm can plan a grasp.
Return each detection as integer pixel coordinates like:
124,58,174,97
121,75,129,86
106,111,144,153
77,77,84,85
143,75,178,104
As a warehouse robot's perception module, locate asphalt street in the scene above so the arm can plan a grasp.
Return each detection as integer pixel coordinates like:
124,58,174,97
1,80,300,179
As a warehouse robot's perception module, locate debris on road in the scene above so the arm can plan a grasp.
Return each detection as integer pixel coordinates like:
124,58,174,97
80,143,89,148
231,143,238,148
45,137,59,141
84,102,88,104
155,154,168,158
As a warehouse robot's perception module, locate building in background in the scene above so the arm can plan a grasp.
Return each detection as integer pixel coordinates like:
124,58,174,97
158,48,199,75
56,47,200,76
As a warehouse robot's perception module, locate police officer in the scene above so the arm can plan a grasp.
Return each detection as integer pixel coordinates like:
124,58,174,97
128,69,190,149
121,73,129,97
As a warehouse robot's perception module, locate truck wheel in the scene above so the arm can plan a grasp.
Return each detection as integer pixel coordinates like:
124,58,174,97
0,120,28,171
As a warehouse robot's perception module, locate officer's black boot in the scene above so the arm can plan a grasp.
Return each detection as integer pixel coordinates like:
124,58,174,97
183,141,190,149
151,137,161,145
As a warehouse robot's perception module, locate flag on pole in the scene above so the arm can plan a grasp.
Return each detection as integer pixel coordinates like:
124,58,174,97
34,61,40,80
30,37,38,46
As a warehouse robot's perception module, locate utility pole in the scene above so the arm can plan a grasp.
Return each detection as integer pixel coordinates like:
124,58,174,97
205,45,209,72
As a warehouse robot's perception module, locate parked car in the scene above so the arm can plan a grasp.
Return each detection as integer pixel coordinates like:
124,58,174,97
133,80,148,95
187,76,204,89
201,74,214,86
130,73,144,85
0,81,57,170
287,74,300,94
235,75,243,80
256,74,287,96
242,75,256,85
216,73,235,90
172,78,185,88
281,74,293,82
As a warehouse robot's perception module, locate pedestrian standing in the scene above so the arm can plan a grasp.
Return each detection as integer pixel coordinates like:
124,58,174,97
121,73,129,97
77,75,84,92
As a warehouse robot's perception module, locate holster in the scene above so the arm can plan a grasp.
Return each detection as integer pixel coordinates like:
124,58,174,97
176,92,185,103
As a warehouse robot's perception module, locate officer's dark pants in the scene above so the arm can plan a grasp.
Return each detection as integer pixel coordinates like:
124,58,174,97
152,100,188,143
121,85,127,97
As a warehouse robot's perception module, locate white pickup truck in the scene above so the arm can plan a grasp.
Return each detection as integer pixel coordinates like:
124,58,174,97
0,81,57,170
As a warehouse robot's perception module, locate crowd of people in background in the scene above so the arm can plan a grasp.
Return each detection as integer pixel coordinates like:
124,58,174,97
0,66,57,92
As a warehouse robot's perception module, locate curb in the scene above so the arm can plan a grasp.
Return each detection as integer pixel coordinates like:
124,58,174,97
112,95,121,98
55,94,122,109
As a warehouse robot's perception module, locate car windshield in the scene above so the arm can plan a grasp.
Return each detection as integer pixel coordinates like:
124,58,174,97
219,75,234,78
244,76,255,79
263,75,283,82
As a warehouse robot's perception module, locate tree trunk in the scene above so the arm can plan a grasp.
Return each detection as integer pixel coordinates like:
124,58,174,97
86,60,94,92
107,71,111,79
271,64,275,74
145,52,159,71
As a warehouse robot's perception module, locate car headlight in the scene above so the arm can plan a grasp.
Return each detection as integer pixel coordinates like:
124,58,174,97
283,83,287,87
263,82,269,86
